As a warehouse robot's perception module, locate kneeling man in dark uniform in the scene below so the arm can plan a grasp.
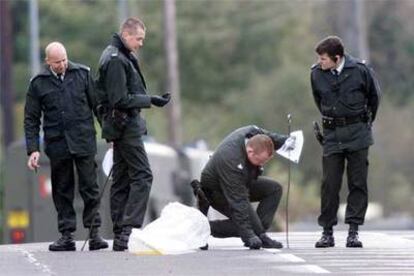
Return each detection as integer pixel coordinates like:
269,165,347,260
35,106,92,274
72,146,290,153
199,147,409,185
192,125,288,249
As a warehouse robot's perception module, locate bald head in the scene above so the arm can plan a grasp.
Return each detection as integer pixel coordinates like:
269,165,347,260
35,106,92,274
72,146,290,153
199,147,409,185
45,42,68,74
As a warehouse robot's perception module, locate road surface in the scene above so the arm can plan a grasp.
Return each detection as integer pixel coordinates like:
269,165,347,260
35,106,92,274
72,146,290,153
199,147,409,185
1,231,414,275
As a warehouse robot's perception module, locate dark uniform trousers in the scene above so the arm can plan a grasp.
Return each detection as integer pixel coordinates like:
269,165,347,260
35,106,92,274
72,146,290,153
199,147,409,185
110,139,153,235
203,177,282,238
50,153,101,233
318,148,369,228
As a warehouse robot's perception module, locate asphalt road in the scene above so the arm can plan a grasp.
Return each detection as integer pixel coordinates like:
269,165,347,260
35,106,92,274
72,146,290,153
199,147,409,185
1,231,414,275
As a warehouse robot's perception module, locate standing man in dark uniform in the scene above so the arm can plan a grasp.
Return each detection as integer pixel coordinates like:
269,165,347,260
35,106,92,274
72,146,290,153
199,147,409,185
24,42,108,251
192,125,291,249
95,17,170,251
310,36,380,248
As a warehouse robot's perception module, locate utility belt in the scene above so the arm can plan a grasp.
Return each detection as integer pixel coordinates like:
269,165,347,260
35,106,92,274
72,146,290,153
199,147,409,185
322,113,368,129
98,105,138,130
98,105,138,118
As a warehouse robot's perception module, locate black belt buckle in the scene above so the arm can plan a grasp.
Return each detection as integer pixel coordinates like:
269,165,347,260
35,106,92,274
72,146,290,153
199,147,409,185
322,117,335,129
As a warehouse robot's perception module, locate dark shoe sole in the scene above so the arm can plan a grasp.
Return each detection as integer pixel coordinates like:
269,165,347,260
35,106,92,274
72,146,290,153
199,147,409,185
346,242,363,248
315,241,335,248
199,244,208,250
112,245,128,251
49,246,76,251
89,242,109,251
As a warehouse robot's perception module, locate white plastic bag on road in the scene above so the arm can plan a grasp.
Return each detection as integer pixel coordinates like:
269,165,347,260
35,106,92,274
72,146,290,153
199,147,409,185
128,202,211,255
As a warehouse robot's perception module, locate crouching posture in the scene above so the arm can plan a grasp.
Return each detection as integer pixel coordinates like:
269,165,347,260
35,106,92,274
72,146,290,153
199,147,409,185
192,125,287,249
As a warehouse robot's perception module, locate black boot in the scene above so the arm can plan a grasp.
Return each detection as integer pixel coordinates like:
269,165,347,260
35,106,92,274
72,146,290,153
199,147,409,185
346,225,363,248
49,231,76,251
315,228,335,248
89,228,109,251
113,226,132,251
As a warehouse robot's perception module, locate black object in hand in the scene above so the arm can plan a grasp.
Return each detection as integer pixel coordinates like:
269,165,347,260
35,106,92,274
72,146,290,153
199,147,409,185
151,93,171,107
313,121,325,145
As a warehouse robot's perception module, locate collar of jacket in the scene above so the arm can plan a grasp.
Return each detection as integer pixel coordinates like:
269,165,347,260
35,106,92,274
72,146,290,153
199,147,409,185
312,53,358,72
241,141,262,171
111,33,136,60
342,54,358,69
37,61,80,77
111,33,142,72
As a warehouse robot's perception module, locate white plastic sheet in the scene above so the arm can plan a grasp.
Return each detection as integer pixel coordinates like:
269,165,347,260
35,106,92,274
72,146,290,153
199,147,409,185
128,202,211,255
276,130,304,164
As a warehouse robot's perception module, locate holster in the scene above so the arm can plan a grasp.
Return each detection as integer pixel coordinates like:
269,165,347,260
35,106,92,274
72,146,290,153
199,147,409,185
100,108,130,141
313,121,325,145
190,180,210,216
111,109,129,130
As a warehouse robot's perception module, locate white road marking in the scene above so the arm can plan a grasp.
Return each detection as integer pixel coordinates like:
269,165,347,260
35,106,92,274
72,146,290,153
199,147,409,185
277,264,330,274
17,247,55,275
303,265,331,273
279,253,306,262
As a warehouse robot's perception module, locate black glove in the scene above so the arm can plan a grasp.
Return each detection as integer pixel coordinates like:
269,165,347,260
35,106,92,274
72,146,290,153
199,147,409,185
269,133,288,151
244,235,262,250
151,93,171,107
190,180,210,216
259,233,283,249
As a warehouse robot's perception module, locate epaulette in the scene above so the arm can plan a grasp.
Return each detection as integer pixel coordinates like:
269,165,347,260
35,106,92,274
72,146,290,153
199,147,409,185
356,59,370,68
78,64,90,72
356,59,370,70
110,48,119,58
29,75,39,83
69,61,90,72
311,63,318,70
29,72,47,83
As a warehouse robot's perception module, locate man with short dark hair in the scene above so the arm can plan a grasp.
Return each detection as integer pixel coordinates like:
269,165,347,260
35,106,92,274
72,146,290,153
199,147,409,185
192,125,288,249
24,42,108,251
311,36,381,248
95,17,170,251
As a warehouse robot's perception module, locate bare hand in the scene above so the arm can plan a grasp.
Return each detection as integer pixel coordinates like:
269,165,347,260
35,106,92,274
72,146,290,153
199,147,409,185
27,151,40,171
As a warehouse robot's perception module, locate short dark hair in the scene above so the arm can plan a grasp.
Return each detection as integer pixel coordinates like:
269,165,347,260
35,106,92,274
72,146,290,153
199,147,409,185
120,17,146,34
247,134,274,156
315,36,344,59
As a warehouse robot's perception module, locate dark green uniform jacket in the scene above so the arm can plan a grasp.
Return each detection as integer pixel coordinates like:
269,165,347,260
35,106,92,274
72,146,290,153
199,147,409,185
201,125,287,240
24,62,97,158
95,33,152,144
311,54,381,155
